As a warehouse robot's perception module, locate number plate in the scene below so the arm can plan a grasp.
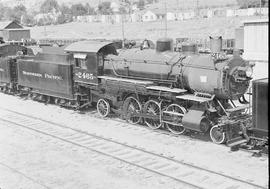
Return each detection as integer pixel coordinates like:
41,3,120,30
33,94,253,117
74,69,97,84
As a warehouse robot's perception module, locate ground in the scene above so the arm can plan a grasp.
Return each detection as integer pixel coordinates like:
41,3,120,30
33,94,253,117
30,15,267,41
0,93,268,188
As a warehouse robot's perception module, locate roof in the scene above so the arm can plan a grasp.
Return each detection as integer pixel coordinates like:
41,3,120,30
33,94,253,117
0,20,23,30
64,40,115,53
253,78,268,84
3,28,30,31
242,18,269,25
151,9,166,15
0,21,12,29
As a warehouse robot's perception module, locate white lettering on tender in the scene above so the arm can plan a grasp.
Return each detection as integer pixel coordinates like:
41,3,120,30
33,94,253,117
22,71,43,77
0,68,4,72
44,73,63,80
22,71,63,80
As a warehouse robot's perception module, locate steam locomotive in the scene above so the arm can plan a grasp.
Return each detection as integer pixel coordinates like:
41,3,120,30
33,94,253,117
0,38,266,148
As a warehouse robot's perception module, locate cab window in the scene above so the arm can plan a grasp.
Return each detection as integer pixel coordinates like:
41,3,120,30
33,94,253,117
74,53,87,69
75,58,87,69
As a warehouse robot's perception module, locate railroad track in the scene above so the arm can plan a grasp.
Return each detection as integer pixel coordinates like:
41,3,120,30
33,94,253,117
0,108,267,189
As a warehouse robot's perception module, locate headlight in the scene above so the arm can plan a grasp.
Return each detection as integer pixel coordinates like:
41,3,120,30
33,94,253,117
245,67,253,77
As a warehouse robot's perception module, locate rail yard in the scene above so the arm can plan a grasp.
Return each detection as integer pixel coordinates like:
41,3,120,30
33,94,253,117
0,4,268,188
0,92,268,189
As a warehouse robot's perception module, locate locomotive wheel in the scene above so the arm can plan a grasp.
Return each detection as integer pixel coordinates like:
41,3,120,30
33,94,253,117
124,96,142,124
97,99,110,117
144,100,162,129
210,125,226,144
165,104,186,135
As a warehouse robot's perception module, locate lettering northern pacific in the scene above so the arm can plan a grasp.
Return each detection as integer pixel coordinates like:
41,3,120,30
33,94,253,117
22,71,63,80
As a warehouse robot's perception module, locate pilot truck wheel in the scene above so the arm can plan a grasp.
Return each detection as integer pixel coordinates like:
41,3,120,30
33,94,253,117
97,99,110,117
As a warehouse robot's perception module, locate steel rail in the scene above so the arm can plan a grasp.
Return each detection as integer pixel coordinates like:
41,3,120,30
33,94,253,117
0,107,267,189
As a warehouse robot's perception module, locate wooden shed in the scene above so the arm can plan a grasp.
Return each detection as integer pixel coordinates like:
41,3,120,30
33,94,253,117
0,20,30,42
242,19,268,80
242,19,268,61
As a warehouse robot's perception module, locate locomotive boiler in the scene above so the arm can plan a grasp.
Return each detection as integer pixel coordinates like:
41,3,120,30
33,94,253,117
104,38,252,100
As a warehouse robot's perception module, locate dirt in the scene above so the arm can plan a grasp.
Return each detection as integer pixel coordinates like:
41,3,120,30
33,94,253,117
0,93,268,188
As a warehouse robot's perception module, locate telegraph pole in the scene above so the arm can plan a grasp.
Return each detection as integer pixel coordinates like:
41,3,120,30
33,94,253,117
120,1,126,48
259,0,262,18
164,0,167,37
121,14,125,48
196,0,199,18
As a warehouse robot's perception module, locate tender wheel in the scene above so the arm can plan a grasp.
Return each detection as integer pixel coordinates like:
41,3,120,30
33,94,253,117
97,99,110,117
144,100,162,129
165,104,186,135
210,125,226,144
123,96,142,124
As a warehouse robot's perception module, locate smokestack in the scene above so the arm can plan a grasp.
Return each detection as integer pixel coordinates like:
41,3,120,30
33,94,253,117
209,36,222,53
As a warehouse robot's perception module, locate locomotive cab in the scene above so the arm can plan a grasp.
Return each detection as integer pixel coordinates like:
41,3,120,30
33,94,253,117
64,40,117,85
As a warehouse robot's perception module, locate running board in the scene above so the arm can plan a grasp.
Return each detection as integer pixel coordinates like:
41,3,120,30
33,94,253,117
176,94,214,103
146,86,186,93
226,105,250,113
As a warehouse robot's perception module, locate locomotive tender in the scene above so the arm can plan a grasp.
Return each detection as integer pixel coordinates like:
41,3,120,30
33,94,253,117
0,39,257,145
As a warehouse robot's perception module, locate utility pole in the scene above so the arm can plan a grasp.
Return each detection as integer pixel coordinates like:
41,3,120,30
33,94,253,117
196,0,199,18
259,0,262,18
121,14,125,48
176,0,180,20
120,1,126,48
164,0,167,37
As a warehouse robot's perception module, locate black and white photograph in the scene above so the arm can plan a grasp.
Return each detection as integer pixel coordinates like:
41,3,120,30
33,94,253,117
0,0,268,188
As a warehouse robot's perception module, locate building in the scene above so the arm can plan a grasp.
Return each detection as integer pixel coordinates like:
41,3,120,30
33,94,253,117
213,9,226,17
152,10,166,20
34,11,61,25
207,9,214,18
183,10,195,20
166,12,176,21
226,9,235,17
235,9,248,17
111,1,120,13
242,19,268,79
0,20,30,42
142,10,157,22
175,12,184,20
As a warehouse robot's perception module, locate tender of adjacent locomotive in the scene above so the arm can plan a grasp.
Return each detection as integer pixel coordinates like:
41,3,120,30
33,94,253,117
0,39,257,146
0,44,30,93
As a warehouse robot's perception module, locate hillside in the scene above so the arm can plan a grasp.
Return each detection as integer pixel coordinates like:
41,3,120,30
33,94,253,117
0,0,238,12
29,15,264,41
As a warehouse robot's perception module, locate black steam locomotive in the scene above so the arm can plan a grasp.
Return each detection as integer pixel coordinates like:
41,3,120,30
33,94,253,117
0,38,267,148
